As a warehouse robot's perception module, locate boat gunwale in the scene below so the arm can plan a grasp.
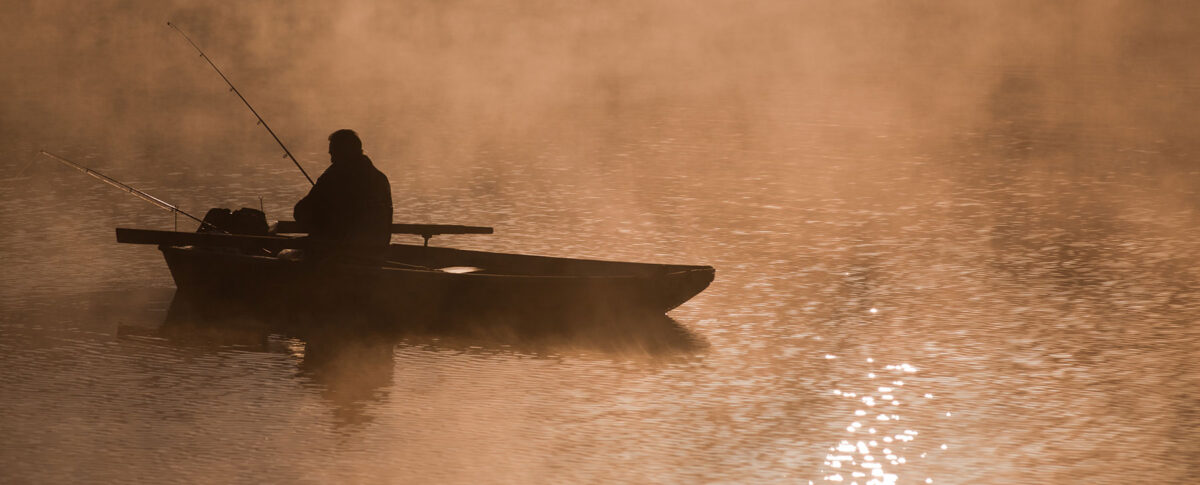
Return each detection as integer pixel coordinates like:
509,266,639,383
160,244,714,281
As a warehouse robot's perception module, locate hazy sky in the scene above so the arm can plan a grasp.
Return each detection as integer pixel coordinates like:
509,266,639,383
3,1,1196,170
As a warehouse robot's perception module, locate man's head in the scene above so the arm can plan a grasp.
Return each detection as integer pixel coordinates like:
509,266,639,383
328,129,363,160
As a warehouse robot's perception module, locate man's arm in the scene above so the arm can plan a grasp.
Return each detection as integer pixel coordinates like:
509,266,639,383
294,173,333,227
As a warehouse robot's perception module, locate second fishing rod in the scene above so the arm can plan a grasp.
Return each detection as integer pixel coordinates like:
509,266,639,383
167,21,315,186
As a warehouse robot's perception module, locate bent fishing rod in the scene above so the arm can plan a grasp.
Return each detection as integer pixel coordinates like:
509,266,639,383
167,21,315,186
38,151,222,232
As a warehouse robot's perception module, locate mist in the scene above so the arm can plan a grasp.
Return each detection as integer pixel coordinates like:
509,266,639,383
3,0,1195,243
2,1,1199,483
5,1,1197,164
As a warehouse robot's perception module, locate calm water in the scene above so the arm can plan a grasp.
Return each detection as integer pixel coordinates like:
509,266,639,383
3,3,1200,484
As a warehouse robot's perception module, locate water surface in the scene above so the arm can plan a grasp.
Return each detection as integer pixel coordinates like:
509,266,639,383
2,2,1199,483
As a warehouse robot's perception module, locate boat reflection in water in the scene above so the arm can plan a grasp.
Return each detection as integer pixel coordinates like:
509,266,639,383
118,289,706,426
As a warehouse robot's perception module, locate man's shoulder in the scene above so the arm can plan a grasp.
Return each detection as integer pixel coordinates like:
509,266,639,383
361,155,390,181
320,155,388,184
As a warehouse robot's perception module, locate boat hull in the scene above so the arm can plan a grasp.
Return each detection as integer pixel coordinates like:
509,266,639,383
159,244,714,326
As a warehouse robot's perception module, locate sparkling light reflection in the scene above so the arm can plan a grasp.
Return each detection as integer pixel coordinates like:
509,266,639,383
818,359,943,484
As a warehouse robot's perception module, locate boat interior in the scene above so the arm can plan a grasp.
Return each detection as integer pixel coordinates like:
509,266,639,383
385,243,711,278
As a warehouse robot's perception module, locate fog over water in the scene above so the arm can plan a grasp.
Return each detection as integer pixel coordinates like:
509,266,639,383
1,1,1199,483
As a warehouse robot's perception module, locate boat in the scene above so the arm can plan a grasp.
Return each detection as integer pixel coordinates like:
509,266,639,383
116,224,715,326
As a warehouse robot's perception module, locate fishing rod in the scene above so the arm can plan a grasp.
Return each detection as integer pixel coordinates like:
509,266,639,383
38,151,222,232
167,21,315,186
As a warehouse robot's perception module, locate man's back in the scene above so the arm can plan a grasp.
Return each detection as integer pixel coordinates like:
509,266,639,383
294,152,393,250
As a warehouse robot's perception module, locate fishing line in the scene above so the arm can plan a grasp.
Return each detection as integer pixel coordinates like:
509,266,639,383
38,150,222,232
167,21,315,186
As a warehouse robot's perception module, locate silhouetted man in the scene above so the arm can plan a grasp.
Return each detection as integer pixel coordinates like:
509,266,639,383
294,129,393,259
